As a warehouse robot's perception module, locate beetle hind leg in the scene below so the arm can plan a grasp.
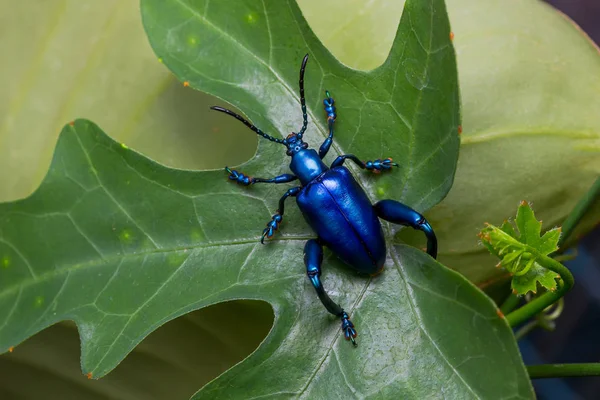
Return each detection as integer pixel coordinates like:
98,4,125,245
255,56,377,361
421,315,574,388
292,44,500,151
304,239,357,346
340,311,357,346
225,167,298,186
374,200,438,259
364,158,399,173
330,154,399,174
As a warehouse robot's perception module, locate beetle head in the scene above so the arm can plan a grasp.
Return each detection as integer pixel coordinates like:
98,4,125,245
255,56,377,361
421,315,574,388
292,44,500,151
283,132,308,156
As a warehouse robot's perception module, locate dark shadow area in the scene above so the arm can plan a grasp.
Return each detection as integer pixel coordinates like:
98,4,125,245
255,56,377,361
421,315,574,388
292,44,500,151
520,228,600,400
518,2,600,399
122,78,257,173
0,300,274,400
547,0,600,42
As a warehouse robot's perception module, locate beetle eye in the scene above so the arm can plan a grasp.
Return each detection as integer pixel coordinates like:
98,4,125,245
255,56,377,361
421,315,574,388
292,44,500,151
302,143,308,149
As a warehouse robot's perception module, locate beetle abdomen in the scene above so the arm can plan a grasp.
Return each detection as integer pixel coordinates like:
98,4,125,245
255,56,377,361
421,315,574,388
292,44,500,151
296,167,385,274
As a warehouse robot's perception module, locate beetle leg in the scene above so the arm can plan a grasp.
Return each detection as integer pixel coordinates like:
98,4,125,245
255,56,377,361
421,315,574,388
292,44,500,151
319,91,336,159
330,154,363,169
364,158,399,173
330,154,398,173
304,239,357,346
374,200,438,259
261,213,282,244
225,167,297,186
261,187,301,243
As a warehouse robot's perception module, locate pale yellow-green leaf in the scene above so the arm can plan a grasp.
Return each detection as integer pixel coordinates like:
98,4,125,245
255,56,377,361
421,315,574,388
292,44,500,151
0,0,254,202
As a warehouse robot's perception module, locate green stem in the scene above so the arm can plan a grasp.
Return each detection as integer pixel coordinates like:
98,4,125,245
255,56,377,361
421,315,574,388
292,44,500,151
499,293,520,315
557,176,600,249
528,363,600,379
506,254,574,328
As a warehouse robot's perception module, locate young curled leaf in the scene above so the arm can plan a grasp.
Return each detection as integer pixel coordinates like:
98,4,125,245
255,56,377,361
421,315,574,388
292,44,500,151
479,201,561,295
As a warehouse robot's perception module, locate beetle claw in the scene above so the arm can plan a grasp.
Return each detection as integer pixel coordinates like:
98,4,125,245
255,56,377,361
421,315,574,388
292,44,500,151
364,158,399,173
340,311,357,347
225,167,254,186
260,213,283,243
323,91,336,121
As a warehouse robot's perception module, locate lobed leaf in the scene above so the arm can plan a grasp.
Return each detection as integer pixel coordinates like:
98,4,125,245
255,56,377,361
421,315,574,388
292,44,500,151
0,0,534,397
0,120,533,397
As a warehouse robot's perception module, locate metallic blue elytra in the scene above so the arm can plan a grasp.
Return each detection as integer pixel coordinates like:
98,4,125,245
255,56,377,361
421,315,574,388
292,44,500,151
211,54,437,347
297,166,386,275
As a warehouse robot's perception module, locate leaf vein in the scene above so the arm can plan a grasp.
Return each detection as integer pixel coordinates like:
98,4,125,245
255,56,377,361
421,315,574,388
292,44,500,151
171,0,329,142
90,251,193,373
408,280,492,320
26,272,71,333
0,237,36,279
73,132,161,250
0,287,22,333
391,247,481,399
0,237,311,300
399,5,433,201
92,259,125,305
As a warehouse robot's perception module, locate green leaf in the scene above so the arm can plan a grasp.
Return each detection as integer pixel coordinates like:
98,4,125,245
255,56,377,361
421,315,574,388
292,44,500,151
512,264,559,296
0,121,533,397
539,229,562,255
297,0,600,288
0,0,534,397
141,0,460,212
516,201,543,248
501,220,518,239
480,202,560,295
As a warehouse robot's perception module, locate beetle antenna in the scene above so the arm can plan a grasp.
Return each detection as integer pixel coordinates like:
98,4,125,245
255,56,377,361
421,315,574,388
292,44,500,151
296,54,309,139
210,106,285,144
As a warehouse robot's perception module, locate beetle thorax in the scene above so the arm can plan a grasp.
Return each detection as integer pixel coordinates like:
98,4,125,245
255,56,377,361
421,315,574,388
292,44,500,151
289,149,329,185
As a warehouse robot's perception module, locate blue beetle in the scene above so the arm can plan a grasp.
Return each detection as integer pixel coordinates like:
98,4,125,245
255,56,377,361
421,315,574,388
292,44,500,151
211,54,437,346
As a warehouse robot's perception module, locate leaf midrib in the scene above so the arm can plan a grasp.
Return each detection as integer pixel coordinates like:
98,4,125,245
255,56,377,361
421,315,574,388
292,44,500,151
296,275,373,397
294,5,441,393
0,236,313,300
400,1,434,200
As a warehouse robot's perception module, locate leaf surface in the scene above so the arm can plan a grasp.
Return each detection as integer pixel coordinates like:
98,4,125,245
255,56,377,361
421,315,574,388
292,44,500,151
0,121,532,397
